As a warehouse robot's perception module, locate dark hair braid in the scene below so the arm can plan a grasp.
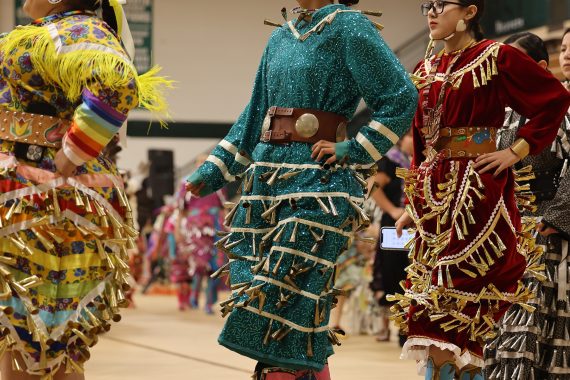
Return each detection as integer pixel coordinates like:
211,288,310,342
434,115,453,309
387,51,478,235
458,0,485,41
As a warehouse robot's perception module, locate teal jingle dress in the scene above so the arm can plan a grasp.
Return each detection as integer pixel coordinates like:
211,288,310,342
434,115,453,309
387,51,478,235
188,4,417,371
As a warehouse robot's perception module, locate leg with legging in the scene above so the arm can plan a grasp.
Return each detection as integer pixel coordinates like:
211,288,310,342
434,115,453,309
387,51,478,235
190,274,202,308
205,277,219,314
424,347,456,380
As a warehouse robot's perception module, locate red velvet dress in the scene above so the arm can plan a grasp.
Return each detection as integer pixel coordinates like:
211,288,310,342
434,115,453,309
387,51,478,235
392,40,570,370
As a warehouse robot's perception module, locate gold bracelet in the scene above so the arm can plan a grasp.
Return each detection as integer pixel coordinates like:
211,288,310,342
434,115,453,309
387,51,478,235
510,138,530,160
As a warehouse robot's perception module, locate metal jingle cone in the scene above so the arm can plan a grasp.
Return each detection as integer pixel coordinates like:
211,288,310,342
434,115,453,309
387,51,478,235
263,320,274,346
82,194,93,213
261,200,282,221
276,290,292,309
211,262,231,279
311,240,323,254
4,200,18,221
352,172,368,188
51,188,61,218
264,19,282,28
224,203,240,226
273,226,286,242
271,326,293,341
315,197,330,214
99,214,110,229
307,333,314,357
279,170,301,180
266,168,281,186
225,238,245,250
289,222,299,243
11,353,24,371
115,287,130,308
19,275,43,290
245,205,252,225
339,216,354,230
74,189,85,207
272,253,285,276
244,173,254,193
283,275,300,291
72,328,94,347
32,228,55,251
252,257,268,275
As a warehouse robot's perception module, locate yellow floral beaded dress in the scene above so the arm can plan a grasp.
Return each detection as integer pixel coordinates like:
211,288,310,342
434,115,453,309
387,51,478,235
0,10,169,377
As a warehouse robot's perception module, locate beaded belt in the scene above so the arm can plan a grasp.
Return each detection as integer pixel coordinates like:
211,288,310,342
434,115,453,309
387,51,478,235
435,126,497,159
0,108,71,148
0,108,72,162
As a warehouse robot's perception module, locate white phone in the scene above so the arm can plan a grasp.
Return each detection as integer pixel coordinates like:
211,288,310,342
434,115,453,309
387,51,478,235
380,227,415,251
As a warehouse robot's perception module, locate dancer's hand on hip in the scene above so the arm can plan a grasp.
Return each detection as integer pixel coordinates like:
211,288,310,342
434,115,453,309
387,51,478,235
54,149,77,178
311,140,337,165
395,212,413,238
473,148,520,177
186,182,205,197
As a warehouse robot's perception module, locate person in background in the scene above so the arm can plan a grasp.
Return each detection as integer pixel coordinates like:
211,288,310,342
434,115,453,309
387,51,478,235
166,207,192,311
329,225,378,335
175,160,226,314
370,131,413,346
484,31,570,380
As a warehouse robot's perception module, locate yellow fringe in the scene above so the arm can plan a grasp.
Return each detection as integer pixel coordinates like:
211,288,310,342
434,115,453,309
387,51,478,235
1,25,173,123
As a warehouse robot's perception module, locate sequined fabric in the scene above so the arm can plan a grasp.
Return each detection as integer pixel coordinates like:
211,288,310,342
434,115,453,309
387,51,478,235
189,4,417,371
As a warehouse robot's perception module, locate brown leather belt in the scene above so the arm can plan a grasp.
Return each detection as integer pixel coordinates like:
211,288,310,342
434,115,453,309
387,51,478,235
435,127,497,159
260,106,348,144
0,108,72,148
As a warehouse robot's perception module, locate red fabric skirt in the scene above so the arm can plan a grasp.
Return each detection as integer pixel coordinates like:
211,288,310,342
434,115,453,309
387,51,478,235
393,158,539,369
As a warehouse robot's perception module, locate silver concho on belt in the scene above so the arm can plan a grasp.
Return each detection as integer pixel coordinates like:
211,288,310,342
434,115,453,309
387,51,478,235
26,145,44,161
295,113,319,138
261,114,271,136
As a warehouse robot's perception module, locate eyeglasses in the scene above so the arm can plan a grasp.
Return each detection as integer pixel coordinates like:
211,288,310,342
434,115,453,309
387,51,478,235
421,1,465,16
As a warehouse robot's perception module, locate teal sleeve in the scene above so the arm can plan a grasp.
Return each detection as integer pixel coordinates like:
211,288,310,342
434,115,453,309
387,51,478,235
190,46,270,195
187,171,214,197
340,15,418,164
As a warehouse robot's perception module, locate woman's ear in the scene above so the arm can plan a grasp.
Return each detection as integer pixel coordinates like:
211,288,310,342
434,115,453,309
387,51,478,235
537,60,548,70
464,5,478,22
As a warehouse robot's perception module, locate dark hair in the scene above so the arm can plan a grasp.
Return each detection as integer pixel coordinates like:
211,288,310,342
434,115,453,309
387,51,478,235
69,0,100,11
458,0,485,41
564,28,570,39
338,0,359,5
504,32,549,65
101,0,119,34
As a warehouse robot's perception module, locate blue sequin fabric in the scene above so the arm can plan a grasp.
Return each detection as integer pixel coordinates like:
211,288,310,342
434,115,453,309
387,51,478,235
189,4,417,371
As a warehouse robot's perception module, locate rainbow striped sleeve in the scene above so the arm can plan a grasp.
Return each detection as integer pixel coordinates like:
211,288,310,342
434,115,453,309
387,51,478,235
63,89,128,166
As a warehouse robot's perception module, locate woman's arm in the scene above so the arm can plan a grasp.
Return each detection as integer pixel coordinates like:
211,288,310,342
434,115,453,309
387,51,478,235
333,14,418,165
475,45,570,176
498,44,570,156
371,171,404,221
